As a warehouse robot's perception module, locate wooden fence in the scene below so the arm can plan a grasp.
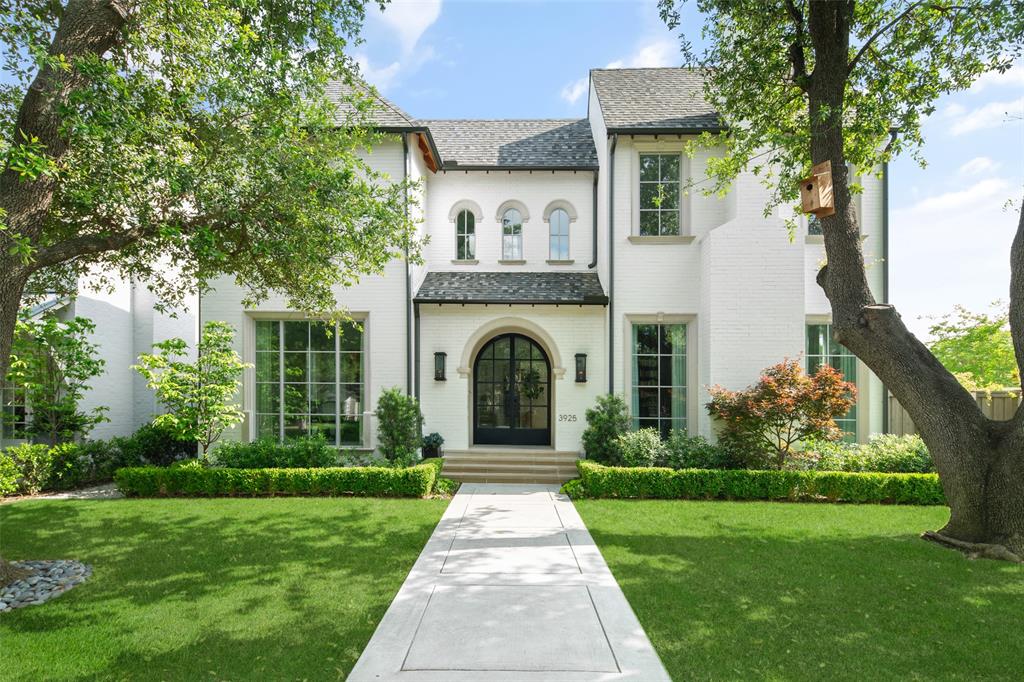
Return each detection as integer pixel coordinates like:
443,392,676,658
887,389,1021,436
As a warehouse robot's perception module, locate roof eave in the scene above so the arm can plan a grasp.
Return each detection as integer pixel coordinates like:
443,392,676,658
439,164,600,172
413,296,609,306
606,126,726,136
374,125,444,168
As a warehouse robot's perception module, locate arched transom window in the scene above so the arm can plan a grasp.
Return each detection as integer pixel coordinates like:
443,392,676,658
502,208,523,260
456,209,475,260
549,208,570,260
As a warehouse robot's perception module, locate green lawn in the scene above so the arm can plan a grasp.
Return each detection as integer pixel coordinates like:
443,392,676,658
0,497,447,681
577,500,1024,681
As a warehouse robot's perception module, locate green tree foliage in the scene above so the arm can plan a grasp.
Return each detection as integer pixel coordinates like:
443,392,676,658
375,388,424,467
708,360,857,469
134,321,249,456
0,0,416,379
6,314,106,443
927,302,1019,390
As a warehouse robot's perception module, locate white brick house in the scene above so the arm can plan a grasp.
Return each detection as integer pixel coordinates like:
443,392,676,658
201,68,889,473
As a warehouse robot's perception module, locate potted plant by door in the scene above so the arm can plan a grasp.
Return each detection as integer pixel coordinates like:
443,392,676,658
422,432,444,459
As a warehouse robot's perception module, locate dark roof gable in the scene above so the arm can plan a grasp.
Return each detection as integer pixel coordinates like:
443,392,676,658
591,67,722,132
420,119,598,170
325,79,418,130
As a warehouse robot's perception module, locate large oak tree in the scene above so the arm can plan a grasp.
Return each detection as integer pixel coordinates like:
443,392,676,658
0,0,414,581
660,0,1024,559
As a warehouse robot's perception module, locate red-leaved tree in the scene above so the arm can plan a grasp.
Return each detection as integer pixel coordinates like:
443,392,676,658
708,359,857,469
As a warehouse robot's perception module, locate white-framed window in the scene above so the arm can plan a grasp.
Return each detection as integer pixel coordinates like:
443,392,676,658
0,381,27,441
638,153,682,236
806,323,858,441
548,208,570,260
456,209,475,260
502,208,524,260
631,323,687,439
254,319,364,446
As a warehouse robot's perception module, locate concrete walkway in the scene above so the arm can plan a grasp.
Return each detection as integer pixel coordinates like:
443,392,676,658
348,483,669,681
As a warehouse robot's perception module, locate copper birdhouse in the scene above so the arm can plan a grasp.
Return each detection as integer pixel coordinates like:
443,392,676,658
799,160,835,217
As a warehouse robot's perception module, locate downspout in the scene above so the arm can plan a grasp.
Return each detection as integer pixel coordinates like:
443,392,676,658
403,135,412,396
607,134,618,394
588,170,598,269
414,302,421,399
881,161,890,434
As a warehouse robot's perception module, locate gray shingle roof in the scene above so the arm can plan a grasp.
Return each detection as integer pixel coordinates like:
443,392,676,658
591,68,722,132
325,79,418,129
419,119,598,169
415,271,608,305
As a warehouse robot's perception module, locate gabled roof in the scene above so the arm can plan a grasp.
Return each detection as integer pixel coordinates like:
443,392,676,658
415,271,608,305
590,67,722,133
325,78,419,130
419,119,598,170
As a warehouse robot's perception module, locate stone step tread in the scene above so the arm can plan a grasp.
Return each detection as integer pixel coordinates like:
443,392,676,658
441,457,579,467
443,462,578,474
448,471,576,484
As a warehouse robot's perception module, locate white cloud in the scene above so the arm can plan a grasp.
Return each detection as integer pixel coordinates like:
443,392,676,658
377,0,442,55
559,38,678,104
354,54,402,91
957,156,1000,177
891,179,1019,338
560,77,589,105
948,96,1024,135
900,178,1011,215
971,62,1024,92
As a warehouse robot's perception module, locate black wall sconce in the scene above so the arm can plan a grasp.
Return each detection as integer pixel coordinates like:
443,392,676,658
434,352,447,381
575,353,587,383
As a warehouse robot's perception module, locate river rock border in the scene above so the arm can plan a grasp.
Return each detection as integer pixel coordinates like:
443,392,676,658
0,560,91,611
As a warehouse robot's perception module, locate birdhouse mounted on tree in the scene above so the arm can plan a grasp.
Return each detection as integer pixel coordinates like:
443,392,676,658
799,160,835,217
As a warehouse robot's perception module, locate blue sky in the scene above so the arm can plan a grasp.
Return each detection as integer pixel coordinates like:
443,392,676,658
355,0,1024,338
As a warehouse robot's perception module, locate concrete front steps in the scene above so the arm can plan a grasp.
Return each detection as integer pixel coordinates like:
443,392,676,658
440,448,581,484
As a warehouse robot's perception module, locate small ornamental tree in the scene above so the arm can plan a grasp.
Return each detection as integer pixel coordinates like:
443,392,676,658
134,321,249,457
927,303,1018,390
375,387,424,467
708,359,857,469
6,314,106,443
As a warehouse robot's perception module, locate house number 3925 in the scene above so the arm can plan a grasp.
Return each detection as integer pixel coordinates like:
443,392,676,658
558,414,577,422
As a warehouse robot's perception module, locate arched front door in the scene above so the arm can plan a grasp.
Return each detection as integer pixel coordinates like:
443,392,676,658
473,333,551,446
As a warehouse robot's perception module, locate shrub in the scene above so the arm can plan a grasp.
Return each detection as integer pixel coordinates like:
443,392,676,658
118,423,197,466
114,459,443,498
376,388,424,467
211,435,338,469
4,443,54,495
804,434,933,473
0,452,18,495
433,477,459,496
571,460,944,505
662,432,741,470
616,428,665,467
707,359,857,469
46,442,89,490
560,478,584,499
582,394,631,465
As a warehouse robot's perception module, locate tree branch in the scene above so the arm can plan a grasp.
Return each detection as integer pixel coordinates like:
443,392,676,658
784,0,810,89
30,225,152,270
847,0,925,73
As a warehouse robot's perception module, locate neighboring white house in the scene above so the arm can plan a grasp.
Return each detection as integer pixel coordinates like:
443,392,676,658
198,68,889,471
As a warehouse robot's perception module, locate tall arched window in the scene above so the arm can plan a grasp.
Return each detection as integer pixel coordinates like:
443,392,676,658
502,208,523,260
456,209,475,260
549,208,570,260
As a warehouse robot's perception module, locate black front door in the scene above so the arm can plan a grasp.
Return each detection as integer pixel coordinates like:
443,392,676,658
473,334,551,446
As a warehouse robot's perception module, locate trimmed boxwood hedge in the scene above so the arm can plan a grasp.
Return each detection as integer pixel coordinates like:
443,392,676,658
565,460,945,505
114,459,445,498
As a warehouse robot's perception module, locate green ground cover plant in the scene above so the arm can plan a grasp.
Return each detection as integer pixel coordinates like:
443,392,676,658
577,499,1024,680
0,497,446,680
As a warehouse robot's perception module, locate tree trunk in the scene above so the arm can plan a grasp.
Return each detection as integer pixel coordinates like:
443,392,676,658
806,1,1024,560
